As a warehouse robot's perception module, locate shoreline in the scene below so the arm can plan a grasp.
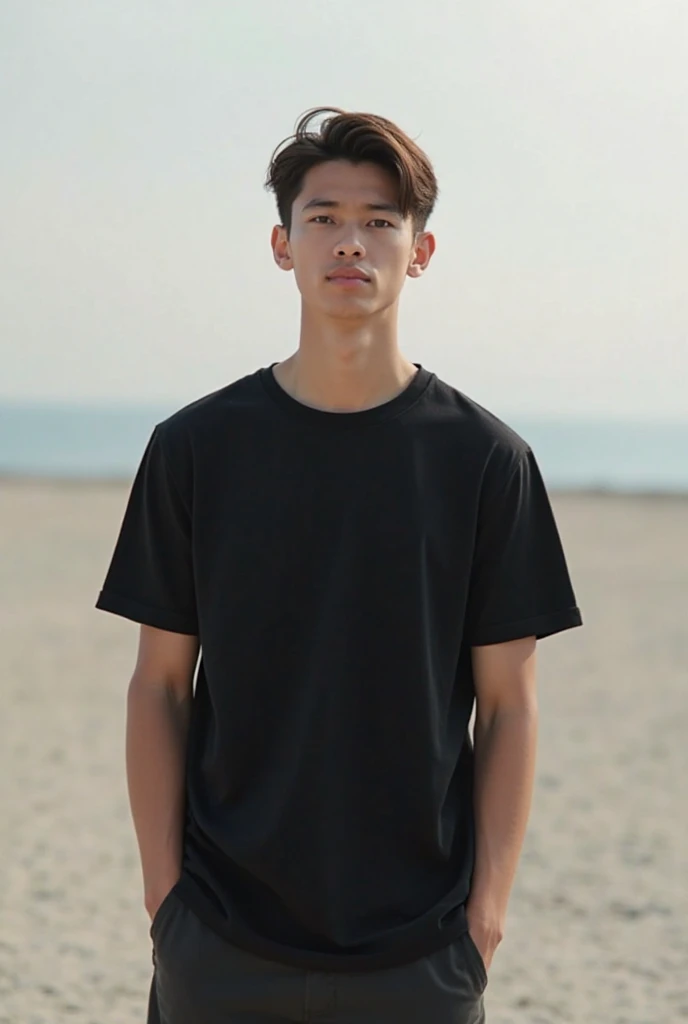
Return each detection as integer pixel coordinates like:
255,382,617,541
2,473,687,500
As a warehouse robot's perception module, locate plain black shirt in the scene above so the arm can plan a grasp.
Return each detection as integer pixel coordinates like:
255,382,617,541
96,364,582,971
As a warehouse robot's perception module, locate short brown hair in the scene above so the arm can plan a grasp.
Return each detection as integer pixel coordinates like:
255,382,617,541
265,107,438,233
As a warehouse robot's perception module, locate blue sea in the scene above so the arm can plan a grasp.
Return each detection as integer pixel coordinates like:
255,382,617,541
0,401,687,493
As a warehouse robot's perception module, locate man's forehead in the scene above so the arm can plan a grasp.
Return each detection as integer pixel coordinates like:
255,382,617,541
297,161,400,209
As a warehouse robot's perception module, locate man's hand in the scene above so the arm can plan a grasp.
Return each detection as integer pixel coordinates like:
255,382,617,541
145,876,180,923
466,902,504,973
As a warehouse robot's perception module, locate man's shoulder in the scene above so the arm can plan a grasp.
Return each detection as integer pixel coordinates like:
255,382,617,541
428,373,531,465
153,368,268,450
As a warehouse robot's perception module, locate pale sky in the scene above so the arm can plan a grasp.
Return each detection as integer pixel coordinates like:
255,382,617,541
1,1,686,419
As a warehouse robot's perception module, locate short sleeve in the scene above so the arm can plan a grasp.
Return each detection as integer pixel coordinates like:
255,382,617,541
466,447,582,646
95,426,198,635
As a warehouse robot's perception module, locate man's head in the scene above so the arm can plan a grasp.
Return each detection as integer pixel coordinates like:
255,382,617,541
266,108,438,320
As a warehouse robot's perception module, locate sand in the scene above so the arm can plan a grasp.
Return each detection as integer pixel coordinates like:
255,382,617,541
1,480,686,1023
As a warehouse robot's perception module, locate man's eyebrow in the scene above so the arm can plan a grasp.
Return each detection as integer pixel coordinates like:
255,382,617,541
301,198,338,211
366,202,403,215
301,198,402,215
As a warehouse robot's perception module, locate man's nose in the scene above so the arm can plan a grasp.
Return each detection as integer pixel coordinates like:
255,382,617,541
334,234,366,259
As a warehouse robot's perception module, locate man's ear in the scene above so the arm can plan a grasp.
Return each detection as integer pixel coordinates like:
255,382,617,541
271,225,294,271
406,231,436,279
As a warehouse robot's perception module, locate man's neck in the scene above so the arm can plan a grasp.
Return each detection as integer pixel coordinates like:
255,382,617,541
273,309,418,414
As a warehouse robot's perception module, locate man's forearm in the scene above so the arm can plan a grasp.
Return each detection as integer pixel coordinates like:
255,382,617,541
126,680,192,917
468,707,538,931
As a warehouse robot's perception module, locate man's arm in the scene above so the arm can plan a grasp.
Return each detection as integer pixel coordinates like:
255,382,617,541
126,624,200,921
467,635,539,970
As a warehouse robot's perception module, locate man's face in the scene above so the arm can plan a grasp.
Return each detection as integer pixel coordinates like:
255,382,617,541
271,160,435,319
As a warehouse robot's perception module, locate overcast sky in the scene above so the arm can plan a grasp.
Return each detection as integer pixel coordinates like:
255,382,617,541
1,1,686,419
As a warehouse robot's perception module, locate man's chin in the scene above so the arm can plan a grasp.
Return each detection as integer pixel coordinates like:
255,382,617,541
300,290,390,321
320,294,381,318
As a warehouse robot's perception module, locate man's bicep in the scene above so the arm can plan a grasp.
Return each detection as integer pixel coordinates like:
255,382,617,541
96,426,198,636
471,636,538,724
466,447,582,647
132,624,200,700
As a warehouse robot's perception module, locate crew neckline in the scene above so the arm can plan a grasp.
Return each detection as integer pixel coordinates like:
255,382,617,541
259,363,433,428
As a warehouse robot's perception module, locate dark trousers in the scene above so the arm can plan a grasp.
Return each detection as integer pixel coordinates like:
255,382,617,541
148,891,487,1023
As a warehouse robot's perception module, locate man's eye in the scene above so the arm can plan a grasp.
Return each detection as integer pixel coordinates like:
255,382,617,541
369,219,393,228
311,216,333,224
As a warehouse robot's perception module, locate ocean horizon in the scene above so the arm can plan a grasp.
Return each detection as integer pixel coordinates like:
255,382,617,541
1,399,687,494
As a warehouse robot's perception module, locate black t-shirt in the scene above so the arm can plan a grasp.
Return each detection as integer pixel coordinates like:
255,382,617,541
96,364,582,971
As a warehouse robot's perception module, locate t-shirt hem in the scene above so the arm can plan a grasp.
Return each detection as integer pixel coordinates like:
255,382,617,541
95,590,198,635
470,606,583,646
173,875,469,973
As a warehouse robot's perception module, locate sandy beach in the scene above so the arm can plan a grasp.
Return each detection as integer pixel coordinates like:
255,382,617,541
1,479,686,1023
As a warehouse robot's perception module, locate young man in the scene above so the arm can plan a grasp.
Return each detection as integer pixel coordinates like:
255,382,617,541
96,108,582,1023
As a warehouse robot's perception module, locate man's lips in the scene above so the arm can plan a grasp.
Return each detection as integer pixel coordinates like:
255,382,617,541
326,268,371,281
